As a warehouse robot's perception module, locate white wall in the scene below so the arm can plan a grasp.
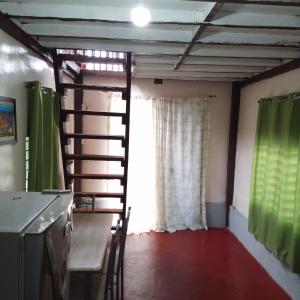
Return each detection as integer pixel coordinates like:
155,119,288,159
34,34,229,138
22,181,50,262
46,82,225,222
233,68,300,217
0,29,55,191
83,76,232,204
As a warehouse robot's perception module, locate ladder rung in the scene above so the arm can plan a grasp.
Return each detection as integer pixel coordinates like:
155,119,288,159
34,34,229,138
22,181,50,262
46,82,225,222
60,83,126,93
74,192,123,198
65,133,125,141
74,207,123,214
68,173,124,180
57,54,126,65
66,154,124,162
62,109,126,118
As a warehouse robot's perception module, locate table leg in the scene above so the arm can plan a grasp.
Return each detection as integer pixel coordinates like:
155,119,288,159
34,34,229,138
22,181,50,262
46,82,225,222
84,272,92,300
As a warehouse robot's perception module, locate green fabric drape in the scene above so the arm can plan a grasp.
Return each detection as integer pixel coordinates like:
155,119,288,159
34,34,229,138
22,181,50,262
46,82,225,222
249,92,300,273
26,81,60,191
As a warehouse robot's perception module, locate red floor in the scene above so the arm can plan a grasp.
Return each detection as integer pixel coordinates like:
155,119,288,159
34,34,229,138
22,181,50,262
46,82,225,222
124,229,290,300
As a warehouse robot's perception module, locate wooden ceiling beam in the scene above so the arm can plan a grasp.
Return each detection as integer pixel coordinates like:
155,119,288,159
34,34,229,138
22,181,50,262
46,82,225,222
174,3,223,70
8,16,300,31
205,23,300,31
241,58,300,87
186,0,300,7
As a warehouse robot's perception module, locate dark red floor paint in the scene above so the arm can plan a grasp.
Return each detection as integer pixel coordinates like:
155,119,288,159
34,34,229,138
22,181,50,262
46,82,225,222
124,229,290,300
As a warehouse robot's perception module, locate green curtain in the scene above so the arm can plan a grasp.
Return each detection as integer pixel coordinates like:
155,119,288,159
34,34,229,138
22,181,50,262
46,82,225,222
249,92,300,273
26,81,60,191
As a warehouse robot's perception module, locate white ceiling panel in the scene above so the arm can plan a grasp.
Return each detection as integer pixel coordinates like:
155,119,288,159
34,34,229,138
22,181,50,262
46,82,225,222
135,62,266,73
184,56,281,67
190,45,300,59
221,3,300,15
37,37,186,55
22,22,193,43
135,69,251,78
1,0,299,81
200,27,300,46
213,12,300,28
0,2,214,23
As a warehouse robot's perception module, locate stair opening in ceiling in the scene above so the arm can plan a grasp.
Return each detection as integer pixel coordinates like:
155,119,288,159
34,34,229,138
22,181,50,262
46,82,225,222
57,48,126,73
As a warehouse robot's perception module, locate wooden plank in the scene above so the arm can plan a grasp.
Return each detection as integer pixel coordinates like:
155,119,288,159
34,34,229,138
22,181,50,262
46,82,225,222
65,133,125,141
61,83,126,93
225,82,241,226
80,69,126,78
174,3,223,70
68,173,124,180
62,110,125,118
74,208,122,214
241,58,300,87
74,192,123,198
58,54,125,64
66,154,125,162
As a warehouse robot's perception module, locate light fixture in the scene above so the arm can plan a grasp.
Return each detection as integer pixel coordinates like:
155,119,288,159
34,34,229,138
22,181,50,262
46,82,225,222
131,3,151,27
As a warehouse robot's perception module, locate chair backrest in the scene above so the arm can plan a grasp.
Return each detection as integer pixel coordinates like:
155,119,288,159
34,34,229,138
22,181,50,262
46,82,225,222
104,223,121,300
116,207,131,273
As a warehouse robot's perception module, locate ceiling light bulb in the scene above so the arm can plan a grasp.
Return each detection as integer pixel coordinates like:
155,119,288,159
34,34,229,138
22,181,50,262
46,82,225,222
131,5,151,27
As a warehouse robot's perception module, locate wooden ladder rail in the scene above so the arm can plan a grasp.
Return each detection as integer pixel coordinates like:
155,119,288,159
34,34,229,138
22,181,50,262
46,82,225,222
52,48,70,189
122,52,132,220
51,49,132,222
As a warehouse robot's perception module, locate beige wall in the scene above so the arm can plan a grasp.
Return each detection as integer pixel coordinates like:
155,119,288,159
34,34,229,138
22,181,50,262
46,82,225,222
0,29,55,191
233,68,300,217
83,75,232,203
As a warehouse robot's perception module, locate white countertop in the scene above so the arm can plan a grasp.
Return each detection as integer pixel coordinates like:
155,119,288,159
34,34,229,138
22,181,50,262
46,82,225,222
68,213,113,272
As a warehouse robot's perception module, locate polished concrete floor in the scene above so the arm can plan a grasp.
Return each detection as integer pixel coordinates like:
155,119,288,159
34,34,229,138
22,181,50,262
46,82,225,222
123,229,290,300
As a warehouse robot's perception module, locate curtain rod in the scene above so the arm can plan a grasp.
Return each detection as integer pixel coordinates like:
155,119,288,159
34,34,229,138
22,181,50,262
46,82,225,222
258,92,300,103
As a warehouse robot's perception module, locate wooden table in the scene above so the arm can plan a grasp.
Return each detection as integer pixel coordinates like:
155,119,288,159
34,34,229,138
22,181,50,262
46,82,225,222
68,213,113,300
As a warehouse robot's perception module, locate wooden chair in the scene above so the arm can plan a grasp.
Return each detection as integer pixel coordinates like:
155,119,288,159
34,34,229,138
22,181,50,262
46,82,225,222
102,223,122,300
101,207,131,300
115,207,131,300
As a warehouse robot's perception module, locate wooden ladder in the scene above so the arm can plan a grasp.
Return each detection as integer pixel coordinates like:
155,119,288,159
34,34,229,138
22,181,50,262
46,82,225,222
51,49,132,220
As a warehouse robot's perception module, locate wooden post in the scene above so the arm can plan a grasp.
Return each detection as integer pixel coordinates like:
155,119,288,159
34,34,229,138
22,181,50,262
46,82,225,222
225,82,241,226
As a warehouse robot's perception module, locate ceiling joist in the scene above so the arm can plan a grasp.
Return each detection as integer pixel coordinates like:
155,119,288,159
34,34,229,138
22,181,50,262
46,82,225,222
174,3,224,70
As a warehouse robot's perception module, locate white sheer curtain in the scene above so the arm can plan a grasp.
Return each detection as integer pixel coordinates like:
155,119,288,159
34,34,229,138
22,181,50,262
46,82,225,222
153,97,209,232
108,93,210,233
